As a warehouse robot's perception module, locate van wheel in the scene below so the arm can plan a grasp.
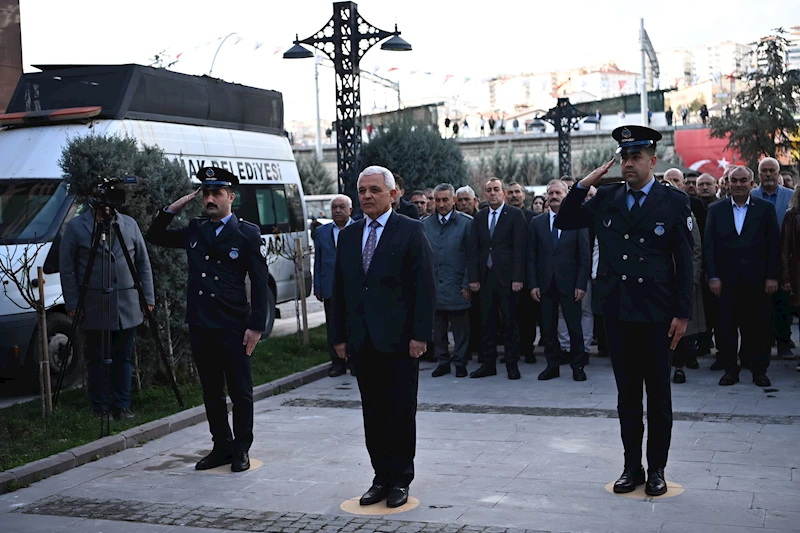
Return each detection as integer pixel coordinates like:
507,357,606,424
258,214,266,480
29,312,83,390
263,286,276,337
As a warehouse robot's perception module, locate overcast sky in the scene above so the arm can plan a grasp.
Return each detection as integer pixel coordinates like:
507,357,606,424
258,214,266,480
20,0,800,123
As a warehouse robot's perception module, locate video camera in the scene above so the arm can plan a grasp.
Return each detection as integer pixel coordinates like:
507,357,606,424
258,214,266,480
89,176,138,209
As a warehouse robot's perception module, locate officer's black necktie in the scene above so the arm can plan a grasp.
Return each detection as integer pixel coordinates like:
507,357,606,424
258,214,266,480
629,190,645,219
210,220,223,237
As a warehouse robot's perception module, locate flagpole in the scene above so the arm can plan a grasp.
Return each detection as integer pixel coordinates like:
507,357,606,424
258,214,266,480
314,52,324,161
640,19,648,126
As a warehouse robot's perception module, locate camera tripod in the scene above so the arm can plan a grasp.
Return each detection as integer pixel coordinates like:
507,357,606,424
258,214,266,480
53,205,183,437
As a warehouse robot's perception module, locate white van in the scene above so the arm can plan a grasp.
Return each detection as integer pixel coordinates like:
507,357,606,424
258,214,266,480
0,64,309,387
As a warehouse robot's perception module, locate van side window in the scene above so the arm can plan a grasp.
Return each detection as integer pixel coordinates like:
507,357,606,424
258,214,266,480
284,184,305,232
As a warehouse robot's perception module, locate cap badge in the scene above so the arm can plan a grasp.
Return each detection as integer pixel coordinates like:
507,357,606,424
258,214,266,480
206,168,215,178
621,127,632,138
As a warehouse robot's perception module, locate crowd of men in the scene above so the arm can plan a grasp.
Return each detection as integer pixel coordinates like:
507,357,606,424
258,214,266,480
315,158,800,386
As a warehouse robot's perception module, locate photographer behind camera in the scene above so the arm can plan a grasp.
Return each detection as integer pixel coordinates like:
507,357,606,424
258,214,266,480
59,183,155,421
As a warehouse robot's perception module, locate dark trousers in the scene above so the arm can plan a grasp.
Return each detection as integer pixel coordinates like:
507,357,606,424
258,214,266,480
699,281,719,354
517,288,537,357
323,298,346,369
353,336,419,488
84,327,136,412
594,314,608,354
434,309,470,367
605,319,672,470
189,326,254,453
672,334,697,368
468,291,482,354
541,284,586,368
479,270,520,364
717,283,771,375
771,288,792,349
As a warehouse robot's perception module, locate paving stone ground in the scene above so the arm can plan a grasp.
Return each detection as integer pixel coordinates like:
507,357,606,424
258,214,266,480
2,348,799,533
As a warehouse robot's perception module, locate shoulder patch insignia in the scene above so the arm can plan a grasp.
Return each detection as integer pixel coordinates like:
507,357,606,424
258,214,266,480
687,216,693,231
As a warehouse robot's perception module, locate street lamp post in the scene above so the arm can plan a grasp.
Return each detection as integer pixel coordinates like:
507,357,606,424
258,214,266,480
284,1,410,209
539,98,587,179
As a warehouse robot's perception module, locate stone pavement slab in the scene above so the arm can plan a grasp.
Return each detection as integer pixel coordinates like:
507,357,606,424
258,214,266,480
2,353,799,533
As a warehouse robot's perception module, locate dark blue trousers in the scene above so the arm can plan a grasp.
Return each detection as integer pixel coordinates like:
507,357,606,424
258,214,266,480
84,327,136,412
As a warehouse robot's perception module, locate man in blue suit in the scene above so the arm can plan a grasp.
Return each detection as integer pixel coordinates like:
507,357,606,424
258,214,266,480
331,166,435,509
528,179,591,381
314,195,355,377
751,157,795,358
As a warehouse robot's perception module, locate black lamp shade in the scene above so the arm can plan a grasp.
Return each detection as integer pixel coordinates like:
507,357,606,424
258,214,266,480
381,34,412,51
283,37,314,59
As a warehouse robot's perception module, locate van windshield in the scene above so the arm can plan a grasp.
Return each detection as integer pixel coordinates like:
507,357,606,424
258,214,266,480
0,180,70,244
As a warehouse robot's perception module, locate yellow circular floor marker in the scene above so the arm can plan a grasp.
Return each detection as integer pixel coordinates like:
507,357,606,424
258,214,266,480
340,496,420,515
196,458,264,474
604,480,684,498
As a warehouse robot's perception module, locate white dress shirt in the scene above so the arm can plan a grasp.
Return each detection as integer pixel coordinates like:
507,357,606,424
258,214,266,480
731,196,750,235
214,213,234,236
439,210,453,225
488,203,505,231
361,208,392,252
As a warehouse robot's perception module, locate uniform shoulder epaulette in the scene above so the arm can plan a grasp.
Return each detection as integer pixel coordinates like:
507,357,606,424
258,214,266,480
666,186,689,197
238,218,261,230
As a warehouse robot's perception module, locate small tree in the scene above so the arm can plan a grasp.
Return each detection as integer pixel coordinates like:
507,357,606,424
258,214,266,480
710,28,800,168
58,134,201,386
297,155,336,195
361,121,467,193
516,151,556,185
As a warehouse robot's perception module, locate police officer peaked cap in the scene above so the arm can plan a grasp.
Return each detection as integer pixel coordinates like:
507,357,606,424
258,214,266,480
197,167,238,189
611,125,662,155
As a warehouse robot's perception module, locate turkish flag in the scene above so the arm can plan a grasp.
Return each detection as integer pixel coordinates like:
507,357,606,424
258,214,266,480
673,129,741,178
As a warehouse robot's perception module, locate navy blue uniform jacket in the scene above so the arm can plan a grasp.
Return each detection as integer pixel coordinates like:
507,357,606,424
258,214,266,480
555,180,694,322
146,211,270,332
331,211,435,355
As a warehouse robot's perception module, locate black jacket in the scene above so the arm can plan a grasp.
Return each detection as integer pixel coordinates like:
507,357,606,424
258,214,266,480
468,203,527,288
331,211,435,355
556,180,694,322
527,212,590,295
146,211,270,331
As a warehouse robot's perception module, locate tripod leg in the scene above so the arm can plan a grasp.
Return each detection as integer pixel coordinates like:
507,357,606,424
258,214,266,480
111,220,184,407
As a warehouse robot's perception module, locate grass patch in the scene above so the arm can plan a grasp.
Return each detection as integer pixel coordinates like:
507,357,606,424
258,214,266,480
0,325,330,473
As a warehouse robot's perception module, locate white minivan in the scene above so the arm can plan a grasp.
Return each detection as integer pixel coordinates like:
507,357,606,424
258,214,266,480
0,64,309,387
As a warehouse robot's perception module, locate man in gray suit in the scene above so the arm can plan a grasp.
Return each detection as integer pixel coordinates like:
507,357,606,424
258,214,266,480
751,157,795,358
423,184,473,378
60,203,155,420
314,195,355,377
528,179,591,381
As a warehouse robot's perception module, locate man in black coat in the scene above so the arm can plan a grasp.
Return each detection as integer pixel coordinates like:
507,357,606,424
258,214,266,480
146,167,269,473
555,126,694,497
528,179,591,381
704,165,779,388
507,182,539,363
468,178,527,379
331,166,435,509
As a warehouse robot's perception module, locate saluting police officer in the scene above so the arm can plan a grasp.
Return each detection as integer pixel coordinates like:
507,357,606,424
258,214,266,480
146,167,269,473
555,126,693,497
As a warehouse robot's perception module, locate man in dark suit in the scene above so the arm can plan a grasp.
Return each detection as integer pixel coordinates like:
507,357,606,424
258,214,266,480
456,185,482,357
331,165,435,509
313,195,355,377
556,126,694,497
146,167,269,473
507,182,538,363
705,165,780,387
528,179,591,381
391,174,420,219
468,178,527,379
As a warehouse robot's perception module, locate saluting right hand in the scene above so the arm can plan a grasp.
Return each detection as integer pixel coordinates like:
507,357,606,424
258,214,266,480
167,188,201,213
579,158,616,189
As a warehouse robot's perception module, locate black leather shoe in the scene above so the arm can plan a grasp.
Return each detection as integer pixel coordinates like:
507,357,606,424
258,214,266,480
455,366,468,378
613,466,645,493
431,365,451,377
359,484,389,506
753,373,771,387
349,364,357,377
719,372,739,386
328,365,347,377
195,448,232,470
572,367,587,381
686,357,700,369
524,353,537,364
710,360,726,371
231,451,250,472
645,468,667,496
507,363,521,380
538,365,560,380
673,369,686,384
111,407,136,420
386,486,409,508
470,364,497,378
